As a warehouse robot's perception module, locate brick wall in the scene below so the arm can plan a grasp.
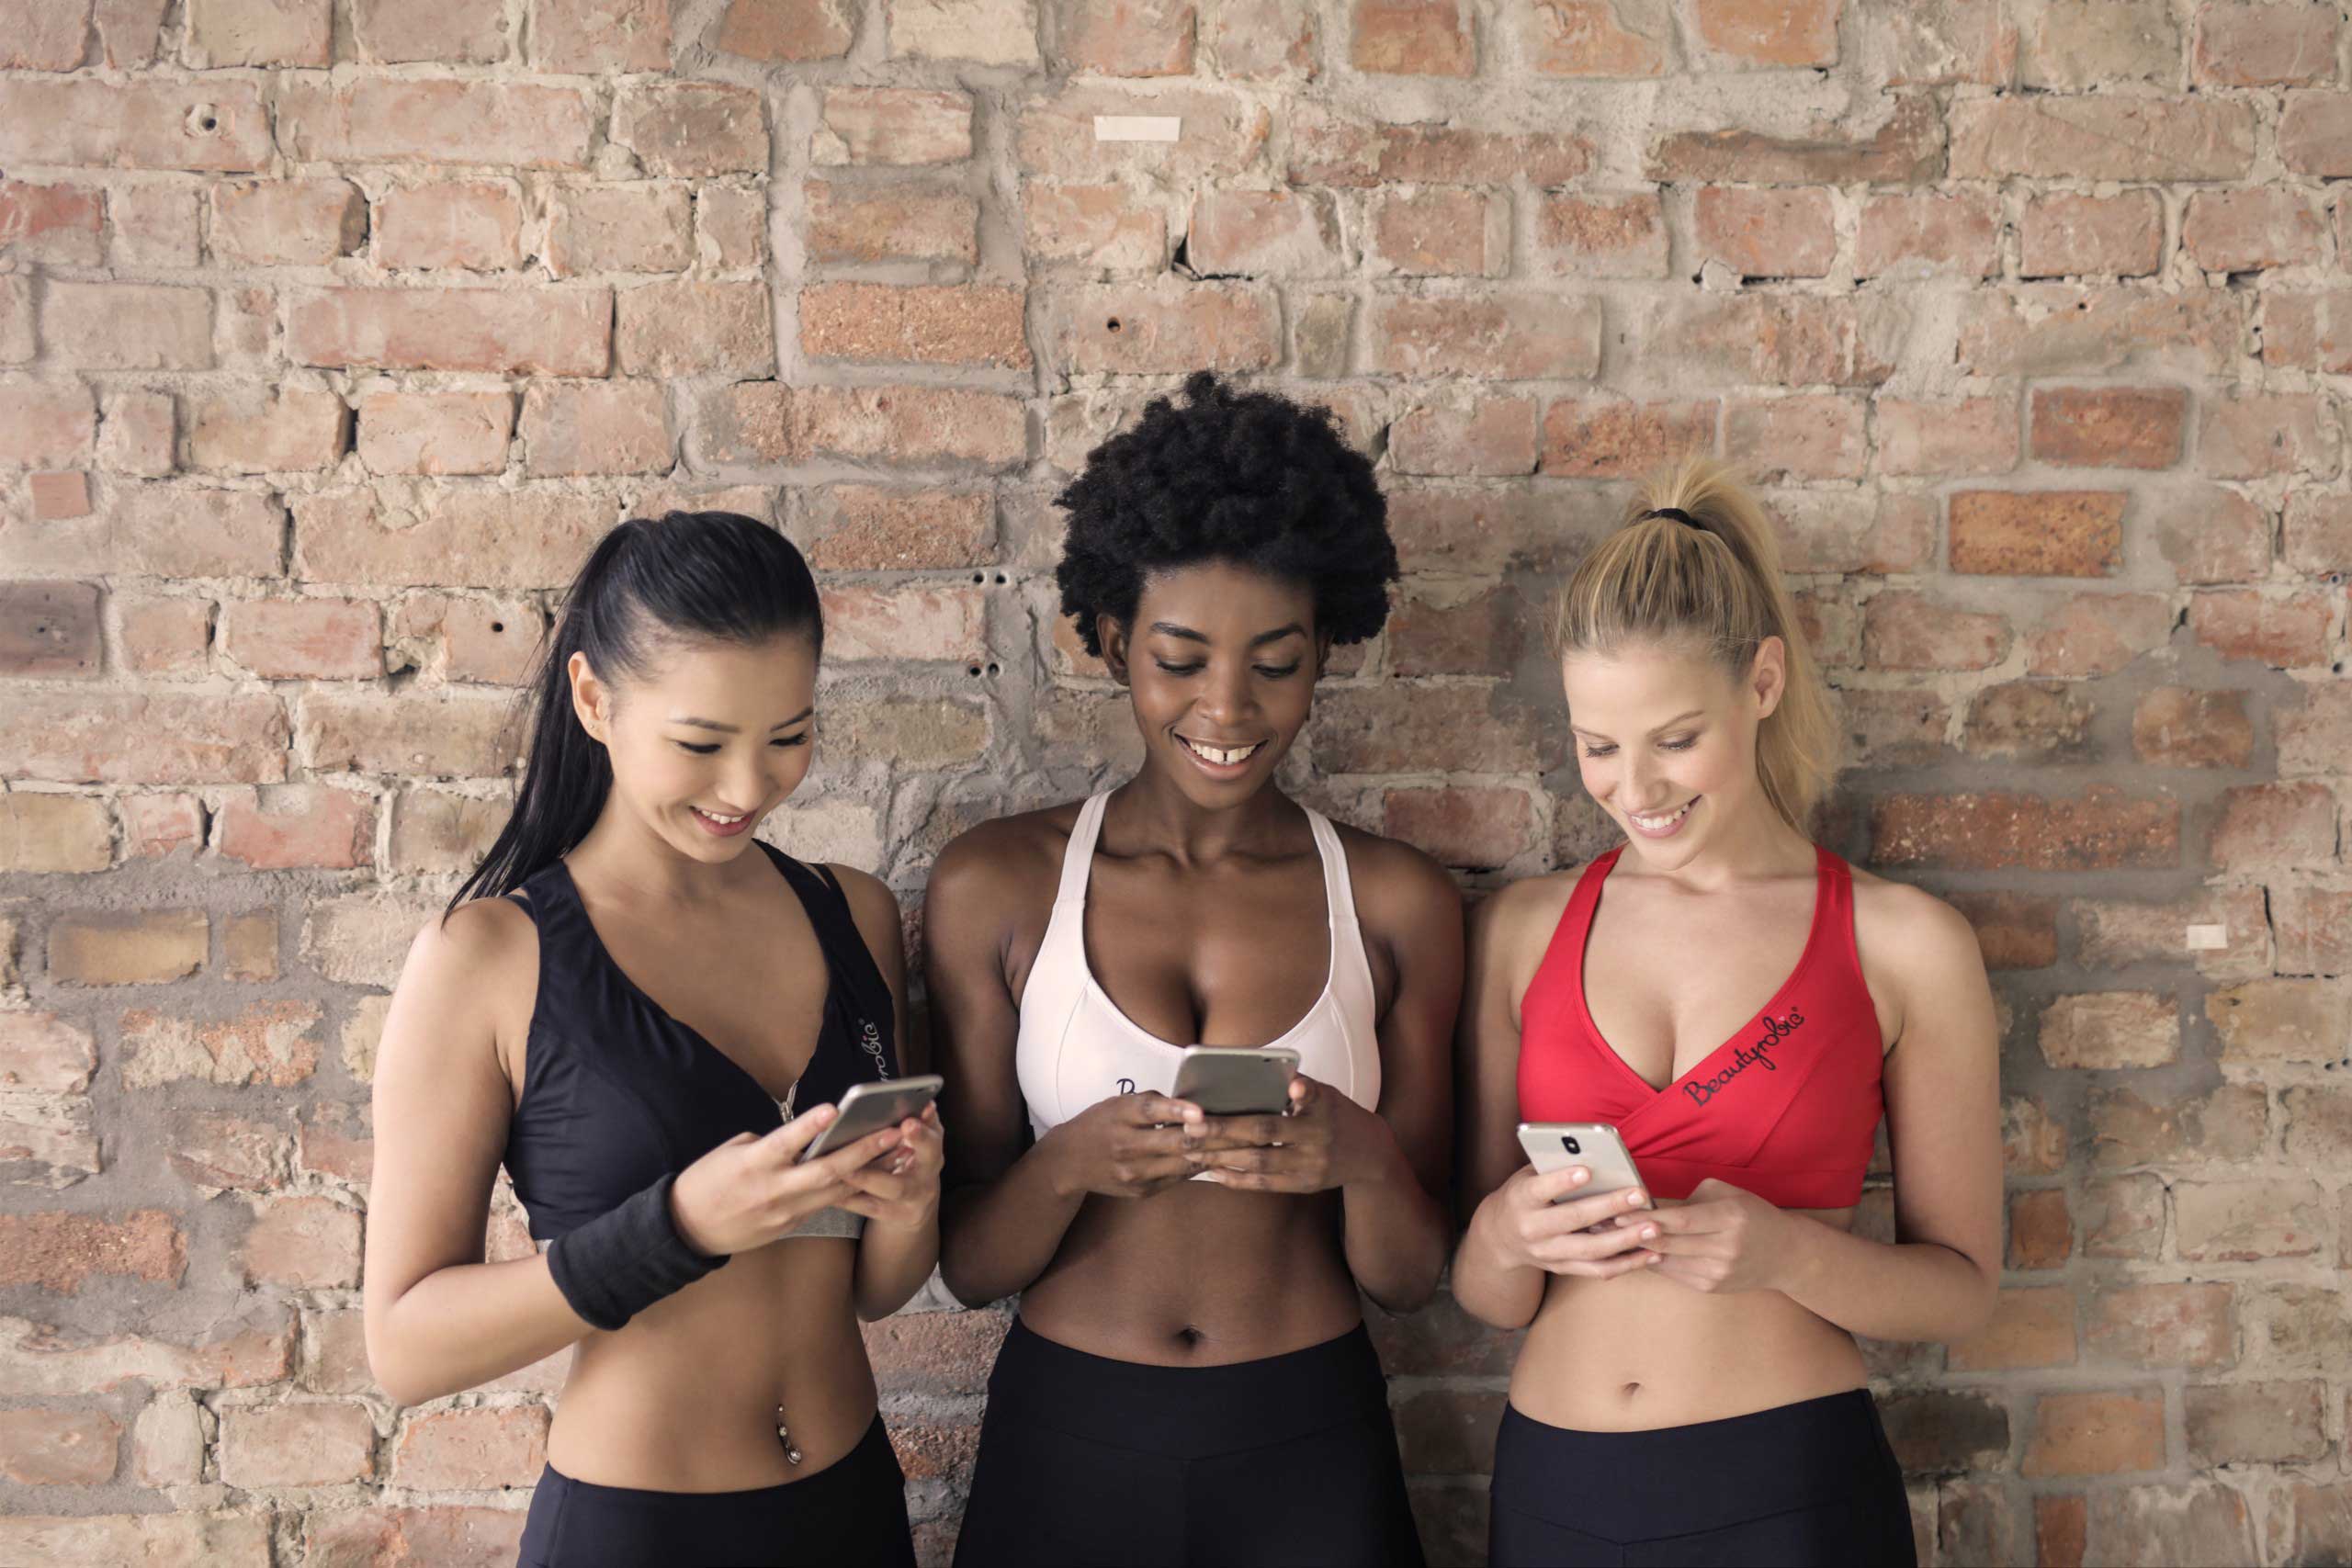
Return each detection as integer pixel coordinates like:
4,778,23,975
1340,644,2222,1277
1,0,2346,1562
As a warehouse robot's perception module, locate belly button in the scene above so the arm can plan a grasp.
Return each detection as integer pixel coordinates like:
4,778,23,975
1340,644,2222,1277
775,1405,803,1466
1619,1382,1642,1400
1175,1325,1204,1348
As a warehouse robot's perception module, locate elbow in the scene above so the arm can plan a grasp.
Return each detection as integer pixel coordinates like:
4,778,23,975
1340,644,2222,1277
1949,1260,2000,1341
365,1338,438,1410
936,1250,1003,1312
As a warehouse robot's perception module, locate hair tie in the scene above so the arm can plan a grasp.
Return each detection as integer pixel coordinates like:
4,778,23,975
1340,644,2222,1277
1643,507,1706,531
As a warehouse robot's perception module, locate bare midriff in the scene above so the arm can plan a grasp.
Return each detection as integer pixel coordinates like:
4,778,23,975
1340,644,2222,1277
1019,1183,1362,1367
544,1237,875,1492
1508,1203,1864,1431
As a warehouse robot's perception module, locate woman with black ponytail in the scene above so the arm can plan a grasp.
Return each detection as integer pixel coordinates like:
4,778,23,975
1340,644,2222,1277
365,513,939,1568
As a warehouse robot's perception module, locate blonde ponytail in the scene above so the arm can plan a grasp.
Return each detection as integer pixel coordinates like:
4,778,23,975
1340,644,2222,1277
1550,458,1840,831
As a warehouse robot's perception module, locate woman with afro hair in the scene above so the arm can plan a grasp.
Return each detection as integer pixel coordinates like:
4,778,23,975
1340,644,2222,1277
926,373,1461,1566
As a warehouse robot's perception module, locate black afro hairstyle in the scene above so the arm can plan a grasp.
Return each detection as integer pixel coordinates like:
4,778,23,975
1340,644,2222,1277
1054,371,1397,660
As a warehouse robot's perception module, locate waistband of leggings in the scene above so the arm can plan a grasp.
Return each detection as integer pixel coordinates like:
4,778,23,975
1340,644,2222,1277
984,1316,1392,1459
1493,1389,1894,1540
534,1412,897,1519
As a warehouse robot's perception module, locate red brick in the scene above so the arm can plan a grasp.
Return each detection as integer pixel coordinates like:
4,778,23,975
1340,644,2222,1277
239,1195,361,1289
717,0,852,59
1054,281,1277,374
2088,1283,2235,1369
820,584,987,663
375,180,526,271
2023,1391,2165,1478
803,281,1029,369
2199,391,2341,479
289,286,610,375
218,597,379,682
1351,0,1473,74
2177,1179,2325,1260
520,380,672,477
2077,1174,2163,1261
1539,399,1715,479
1692,0,1839,65
1532,190,1667,278
2075,886,2269,984
2184,188,2324,274
0,1013,96,1094
0,79,272,171
1289,106,1588,186
1871,786,2177,871
207,178,363,266
1370,292,1602,379
1962,680,2093,761
612,82,765,176
2187,1382,2326,1465
2004,1096,2067,1175
806,181,978,266
1054,0,1193,73
2039,991,2177,1069
695,186,765,268
0,381,96,471
2275,884,2352,974
1960,285,2245,378
1950,491,2125,577
2210,783,2341,873
1862,591,2009,671
798,487,991,570
1948,891,2058,971
1874,395,2017,477
1647,94,1940,184
2278,682,2352,778
1210,0,1313,75
216,785,375,871
1,691,285,786
119,794,206,858
1858,191,1998,278
1387,585,1523,676
2279,92,2352,175
1524,0,1668,74
0,0,92,68
1023,184,1165,269
1880,1389,2010,1472
1187,188,1340,277
351,0,506,60
220,1402,373,1487
186,0,330,64
1391,399,1537,478
2029,388,2187,470
40,282,211,371
187,387,347,477
1955,95,2252,179
1690,186,1834,279
2260,288,2352,371
2093,1081,2267,1173
2189,588,2333,669
393,1405,548,1489
545,184,693,276
531,0,670,69
95,389,174,478
1635,293,1896,389
0,1210,184,1292
814,87,972,165
296,690,521,777
278,79,594,167
2132,686,2254,767
614,279,773,377
707,382,1025,468
2285,490,2352,572
1367,186,1501,276
1724,393,1865,481
2154,482,2272,583
2008,1190,2071,1270
0,182,104,265
356,391,514,477
1374,784,1543,869
1949,1285,2076,1371
2024,0,2178,85
388,786,505,874
0,1407,120,1486
1764,490,1932,578
2195,3,2338,85
2019,190,2165,279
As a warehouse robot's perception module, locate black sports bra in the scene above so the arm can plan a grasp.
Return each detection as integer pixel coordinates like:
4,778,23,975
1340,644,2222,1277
501,842,898,1243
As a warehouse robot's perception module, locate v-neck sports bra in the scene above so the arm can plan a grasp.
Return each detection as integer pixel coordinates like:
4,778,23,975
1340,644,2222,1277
1014,791,1382,1146
1517,844,1884,1211
501,842,899,1244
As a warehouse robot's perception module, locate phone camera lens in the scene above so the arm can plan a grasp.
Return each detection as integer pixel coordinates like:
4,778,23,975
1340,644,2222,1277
1563,1135,1581,1156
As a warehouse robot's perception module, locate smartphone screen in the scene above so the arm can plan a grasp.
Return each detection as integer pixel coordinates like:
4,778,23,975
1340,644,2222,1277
797,1075,943,1163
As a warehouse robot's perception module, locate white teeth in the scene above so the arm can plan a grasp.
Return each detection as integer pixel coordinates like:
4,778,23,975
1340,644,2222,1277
1182,738,1261,766
696,808,747,824
1630,800,1695,829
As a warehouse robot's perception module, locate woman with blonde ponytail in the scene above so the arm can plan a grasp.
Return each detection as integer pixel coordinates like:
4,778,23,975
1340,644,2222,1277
1451,461,1999,1566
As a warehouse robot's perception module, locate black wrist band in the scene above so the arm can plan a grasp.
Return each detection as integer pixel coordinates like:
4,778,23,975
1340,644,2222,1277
546,1173,729,1331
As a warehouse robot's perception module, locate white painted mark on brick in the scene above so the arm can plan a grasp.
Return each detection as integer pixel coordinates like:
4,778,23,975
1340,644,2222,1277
1093,116,1182,142
2186,924,2229,951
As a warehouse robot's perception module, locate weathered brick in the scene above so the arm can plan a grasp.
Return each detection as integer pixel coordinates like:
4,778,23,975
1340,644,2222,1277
1858,190,1998,277
2196,4,2337,85
219,598,381,682
2278,682,2352,777
0,182,103,266
2093,1081,2267,1172
1313,686,1549,774
2199,391,2341,479
2019,190,2165,278
717,0,853,59
545,184,694,277
208,178,366,267
797,486,992,571
1291,106,1589,186
187,388,348,476
613,82,766,175
2023,1391,2165,1477
1962,681,2093,761
352,0,506,60
220,1401,372,1487
813,87,973,165
1054,281,1279,374
1392,400,1537,479
0,80,273,171
1367,186,1503,277
1646,95,1943,185
2176,1179,2324,1260
392,1404,549,1489
2207,976,2349,1062
119,794,206,859
0,1014,96,1094
1532,191,1668,278
290,286,610,375
2075,885,2269,983
278,79,594,167
0,795,113,874
1370,292,1602,379
2132,686,2254,768
0,1210,184,1292
616,279,774,376
1539,400,1715,479
294,487,612,591
531,0,671,69
2007,1189,2072,1270
2039,991,2177,1070
2154,482,2271,584
1524,0,1668,75
1949,1285,2076,1371
1767,491,1931,579
298,691,521,777
2274,884,2352,974
375,180,526,272
95,389,174,478
0,580,99,679
2279,91,2352,175
1950,491,2125,577
1952,97,2252,180
520,380,673,476
356,391,514,477
1351,0,1474,74
48,910,207,986
820,584,987,663
2089,1283,2236,1370
801,282,1029,368
1211,0,1315,75
1634,294,1899,388
1023,184,1166,270
1871,787,2177,871
0,691,287,784
240,1195,362,1289
2029,389,2186,470
2210,783,2340,874
1862,591,2009,671
1187,188,1341,277
2284,491,2352,573
2184,188,2324,273
40,283,211,371
389,786,505,874
2188,589,2333,670
1880,1390,2010,1472
1724,394,1866,481
806,181,978,267
705,382,1026,468
1960,285,2244,378
1691,186,1836,278
186,0,330,64
1875,396,2018,477
216,785,375,871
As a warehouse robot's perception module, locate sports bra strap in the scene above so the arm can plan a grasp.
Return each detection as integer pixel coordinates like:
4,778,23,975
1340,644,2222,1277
1055,793,1110,908
1306,810,1360,935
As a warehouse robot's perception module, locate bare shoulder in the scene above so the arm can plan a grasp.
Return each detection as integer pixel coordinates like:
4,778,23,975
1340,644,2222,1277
824,863,903,956
1471,865,1578,951
385,894,538,1082
1328,818,1460,928
929,800,1083,902
1849,866,1982,969
403,893,537,996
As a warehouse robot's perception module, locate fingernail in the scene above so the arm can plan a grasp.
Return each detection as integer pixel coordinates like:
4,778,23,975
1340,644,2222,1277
1625,1190,1645,1207
1640,1225,1658,1240
1570,1168,1589,1184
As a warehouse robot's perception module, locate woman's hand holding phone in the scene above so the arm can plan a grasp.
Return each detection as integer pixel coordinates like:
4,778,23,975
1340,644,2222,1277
1472,1163,1661,1280
838,1103,946,1234
1605,1176,1792,1294
1193,1074,1363,1193
1041,1091,1210,1200
669,1103,905,1257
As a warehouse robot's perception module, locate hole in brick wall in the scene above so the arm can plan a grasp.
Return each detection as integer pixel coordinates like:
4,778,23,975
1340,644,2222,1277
490,621,505,634
967,664,981,677
970,572,985,584
1105,318,1122,333
992,573,1007,585
986,662,1000,676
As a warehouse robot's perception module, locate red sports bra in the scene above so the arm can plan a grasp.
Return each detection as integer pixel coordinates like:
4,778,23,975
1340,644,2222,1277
1518,844,1885,1211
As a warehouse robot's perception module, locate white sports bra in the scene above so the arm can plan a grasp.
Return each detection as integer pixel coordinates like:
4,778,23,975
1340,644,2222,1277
1014,791,1383,1146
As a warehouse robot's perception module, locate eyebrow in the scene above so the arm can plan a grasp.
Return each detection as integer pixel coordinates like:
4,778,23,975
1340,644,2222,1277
668,706,816,734
1569,708,1705,741
1148,620,1308,649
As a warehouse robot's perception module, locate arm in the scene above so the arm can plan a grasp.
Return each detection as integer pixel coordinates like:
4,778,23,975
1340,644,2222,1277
363,902,598,1406
831,866,943,1322
1626,891,2003,1342
927,828,1204,1307
1196,840,1460,1313
1450,882,1657,1331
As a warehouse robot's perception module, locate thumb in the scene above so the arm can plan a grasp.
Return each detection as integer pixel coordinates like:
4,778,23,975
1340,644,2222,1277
761,1102,839,1157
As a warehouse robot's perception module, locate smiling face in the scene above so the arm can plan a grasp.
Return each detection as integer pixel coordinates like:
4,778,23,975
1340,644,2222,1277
1100,560,1326,811
1560,637,1787,866
569,631,820,866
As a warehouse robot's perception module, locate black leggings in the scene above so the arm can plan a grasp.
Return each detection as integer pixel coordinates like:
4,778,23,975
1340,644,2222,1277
953,1317,1425,1568
1489,1391,1917,1567
516,1414,915,1568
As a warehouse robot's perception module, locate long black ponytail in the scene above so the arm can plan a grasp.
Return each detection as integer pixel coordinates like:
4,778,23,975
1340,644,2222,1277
446,511,824,918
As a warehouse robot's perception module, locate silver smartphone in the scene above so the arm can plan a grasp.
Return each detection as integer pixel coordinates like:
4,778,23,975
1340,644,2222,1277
797,1075,944,1163
1516,1122,1650,1208
1170,1046,1300,1116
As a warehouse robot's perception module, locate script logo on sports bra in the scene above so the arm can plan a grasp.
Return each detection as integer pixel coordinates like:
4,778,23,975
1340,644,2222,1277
1682,1008,1806,1107
1116,1077,1136,1095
